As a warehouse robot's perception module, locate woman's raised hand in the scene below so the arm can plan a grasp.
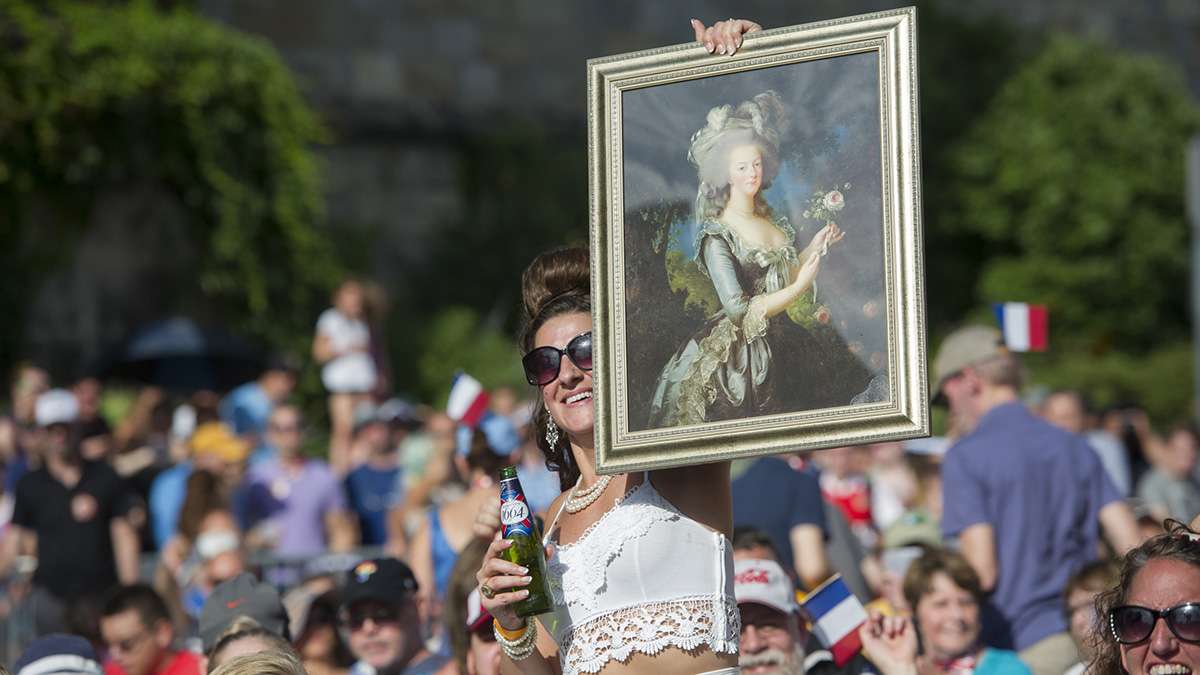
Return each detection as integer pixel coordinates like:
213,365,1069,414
473,496,501,540
859,612,919,675
691,18,763,56
811,222,846,257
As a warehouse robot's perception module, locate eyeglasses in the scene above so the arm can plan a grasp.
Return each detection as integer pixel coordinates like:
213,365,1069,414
1109,604,1200,644
340,605,401,631
522,331,593,386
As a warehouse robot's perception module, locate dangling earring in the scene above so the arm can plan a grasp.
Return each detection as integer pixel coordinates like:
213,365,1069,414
545,413,560,448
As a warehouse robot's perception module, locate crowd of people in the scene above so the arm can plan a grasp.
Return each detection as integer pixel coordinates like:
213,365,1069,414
0,255,1194,675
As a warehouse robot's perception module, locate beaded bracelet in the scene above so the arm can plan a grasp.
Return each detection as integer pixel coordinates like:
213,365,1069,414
494,618,537,661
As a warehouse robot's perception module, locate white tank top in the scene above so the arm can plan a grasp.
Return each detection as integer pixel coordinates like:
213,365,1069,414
543,477,739,675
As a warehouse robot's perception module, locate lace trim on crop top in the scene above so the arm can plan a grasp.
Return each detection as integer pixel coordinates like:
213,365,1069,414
543,478,739,675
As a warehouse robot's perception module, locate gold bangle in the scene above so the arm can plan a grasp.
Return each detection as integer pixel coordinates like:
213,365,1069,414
495,619,537,661
493,618,528,641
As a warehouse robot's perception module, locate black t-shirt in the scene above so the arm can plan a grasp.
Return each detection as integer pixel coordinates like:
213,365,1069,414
11,460,134,599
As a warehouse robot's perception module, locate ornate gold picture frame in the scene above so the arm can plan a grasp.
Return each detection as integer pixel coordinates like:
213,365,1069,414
588,8,928,473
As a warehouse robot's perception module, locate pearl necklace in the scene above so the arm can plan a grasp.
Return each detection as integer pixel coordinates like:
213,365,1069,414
564,474,614,514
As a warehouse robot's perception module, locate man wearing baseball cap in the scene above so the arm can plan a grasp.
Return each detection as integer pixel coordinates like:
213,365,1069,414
734,558,810,675
342,558,449,675
933,325,1138,675
198,573,292,654
4,389,140,637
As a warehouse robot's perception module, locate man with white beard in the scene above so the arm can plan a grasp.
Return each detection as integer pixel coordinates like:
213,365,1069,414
735,556,920,675
734,558,810,675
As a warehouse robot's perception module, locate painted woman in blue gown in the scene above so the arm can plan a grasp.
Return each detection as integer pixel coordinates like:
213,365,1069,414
649,91,875,428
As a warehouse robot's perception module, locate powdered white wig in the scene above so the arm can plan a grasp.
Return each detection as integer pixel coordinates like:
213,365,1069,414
688,90,789,220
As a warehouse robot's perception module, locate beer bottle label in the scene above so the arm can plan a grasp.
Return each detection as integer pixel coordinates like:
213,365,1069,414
500,483,534,538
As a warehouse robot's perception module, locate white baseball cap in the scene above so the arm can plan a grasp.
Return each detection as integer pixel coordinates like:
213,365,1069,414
734,558,799,614
35,389,79,427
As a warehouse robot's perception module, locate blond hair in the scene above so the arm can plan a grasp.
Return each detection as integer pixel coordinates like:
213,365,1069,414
207,616,298,673
209,651,307,675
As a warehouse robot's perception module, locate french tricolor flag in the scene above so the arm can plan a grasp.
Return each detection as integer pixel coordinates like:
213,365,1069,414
993,302,1049,352
447,372,490,428
803,575,868,667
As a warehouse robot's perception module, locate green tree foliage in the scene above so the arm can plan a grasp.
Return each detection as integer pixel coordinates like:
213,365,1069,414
1028,343,1193,425
944,36,1200,419
664,250,718,317
416,306,526,406
915,1,1024,334
0,0,340,370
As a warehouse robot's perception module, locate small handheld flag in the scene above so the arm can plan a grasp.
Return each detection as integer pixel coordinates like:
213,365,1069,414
802,575,868,667
446,372,490,428
993,303,1048,352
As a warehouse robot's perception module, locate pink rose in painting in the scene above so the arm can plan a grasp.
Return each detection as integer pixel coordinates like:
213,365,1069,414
813,306,831,324
848,341,865,355
862,300,879,319
822,190,845,212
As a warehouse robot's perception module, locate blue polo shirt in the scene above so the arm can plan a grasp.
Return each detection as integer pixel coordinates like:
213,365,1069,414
941,402,1120,651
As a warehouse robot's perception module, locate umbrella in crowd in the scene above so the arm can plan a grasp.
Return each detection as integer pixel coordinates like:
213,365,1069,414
104,317,264,392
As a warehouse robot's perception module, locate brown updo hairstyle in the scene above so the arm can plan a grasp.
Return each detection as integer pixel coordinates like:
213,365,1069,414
518,246,590,492
1090,520,1200,675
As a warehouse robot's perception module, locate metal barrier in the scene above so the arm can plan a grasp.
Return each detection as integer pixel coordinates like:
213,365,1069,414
0,546,389,665
247,547,387,592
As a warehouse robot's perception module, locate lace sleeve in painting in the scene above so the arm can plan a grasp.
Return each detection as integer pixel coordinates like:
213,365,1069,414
744,295,768,344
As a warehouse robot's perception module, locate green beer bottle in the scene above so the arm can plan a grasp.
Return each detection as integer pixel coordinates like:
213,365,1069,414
498,466,553,616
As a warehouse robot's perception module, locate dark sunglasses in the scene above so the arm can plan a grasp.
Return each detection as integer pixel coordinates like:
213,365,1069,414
1109,604,1200,644
522,331,593,386
340,605,401,631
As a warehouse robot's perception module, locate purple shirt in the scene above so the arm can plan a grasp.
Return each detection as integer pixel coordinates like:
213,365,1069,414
246,458,347,556
941,402,1120,651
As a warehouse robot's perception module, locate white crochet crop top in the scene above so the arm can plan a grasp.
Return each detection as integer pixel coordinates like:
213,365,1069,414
542,476,739,675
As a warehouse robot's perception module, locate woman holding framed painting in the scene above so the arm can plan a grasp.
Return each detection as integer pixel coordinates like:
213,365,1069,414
475,19,760,675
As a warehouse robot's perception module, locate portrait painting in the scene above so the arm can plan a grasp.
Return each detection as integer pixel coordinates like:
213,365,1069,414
589,8,928,472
